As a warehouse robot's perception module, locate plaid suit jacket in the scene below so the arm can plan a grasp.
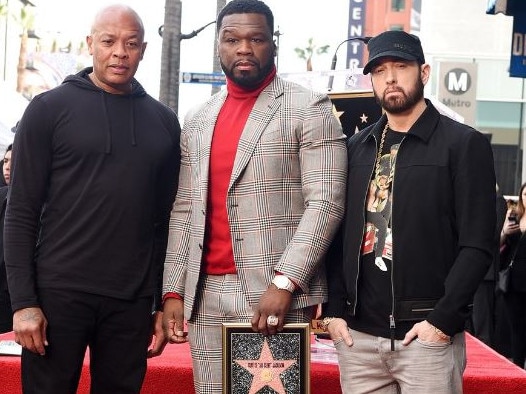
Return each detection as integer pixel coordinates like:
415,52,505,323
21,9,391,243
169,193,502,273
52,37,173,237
163,75,347,320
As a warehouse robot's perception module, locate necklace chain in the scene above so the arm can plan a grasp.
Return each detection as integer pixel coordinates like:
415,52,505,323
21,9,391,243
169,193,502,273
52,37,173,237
374,123,395,188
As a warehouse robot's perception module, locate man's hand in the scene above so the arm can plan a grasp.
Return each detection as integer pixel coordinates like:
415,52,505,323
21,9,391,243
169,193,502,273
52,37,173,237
324,317,353,346
251,285,292,336
162,298,187,344
402,320,451,345
147,311,168,358
13,307,48,356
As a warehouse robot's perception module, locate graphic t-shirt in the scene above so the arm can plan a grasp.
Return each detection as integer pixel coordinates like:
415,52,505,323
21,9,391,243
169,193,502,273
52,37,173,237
348,128,410,339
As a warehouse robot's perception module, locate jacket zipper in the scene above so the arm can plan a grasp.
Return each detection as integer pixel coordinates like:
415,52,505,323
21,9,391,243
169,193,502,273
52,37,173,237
390,177,396,351
388,134,405,351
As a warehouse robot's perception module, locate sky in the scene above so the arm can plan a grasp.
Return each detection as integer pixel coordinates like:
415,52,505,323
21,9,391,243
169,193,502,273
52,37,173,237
30,0,350,118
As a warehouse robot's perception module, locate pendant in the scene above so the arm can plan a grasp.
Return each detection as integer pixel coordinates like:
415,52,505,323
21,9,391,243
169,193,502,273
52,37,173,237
375,257,388,271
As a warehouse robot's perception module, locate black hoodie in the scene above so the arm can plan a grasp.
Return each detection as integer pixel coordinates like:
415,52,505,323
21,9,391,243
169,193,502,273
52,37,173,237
4,67,181,311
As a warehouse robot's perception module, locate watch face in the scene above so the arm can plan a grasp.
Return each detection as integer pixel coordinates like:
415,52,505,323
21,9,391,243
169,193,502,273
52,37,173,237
275,276,288,287
273,276,293,292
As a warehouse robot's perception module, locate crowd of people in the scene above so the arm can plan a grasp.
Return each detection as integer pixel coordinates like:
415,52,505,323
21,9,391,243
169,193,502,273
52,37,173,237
0,1,522,394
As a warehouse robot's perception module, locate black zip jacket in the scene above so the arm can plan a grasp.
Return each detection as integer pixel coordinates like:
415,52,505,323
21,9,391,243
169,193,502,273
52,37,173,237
5,67,181,312
325,100,496,337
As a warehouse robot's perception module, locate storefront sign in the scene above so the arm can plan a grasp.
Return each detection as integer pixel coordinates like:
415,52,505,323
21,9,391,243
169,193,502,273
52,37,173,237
510,11,526,78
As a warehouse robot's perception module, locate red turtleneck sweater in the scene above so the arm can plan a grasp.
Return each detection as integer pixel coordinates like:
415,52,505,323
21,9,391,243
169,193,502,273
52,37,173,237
202,67,276,274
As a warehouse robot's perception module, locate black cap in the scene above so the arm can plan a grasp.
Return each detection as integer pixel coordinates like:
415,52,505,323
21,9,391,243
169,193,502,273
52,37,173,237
363,31,425,75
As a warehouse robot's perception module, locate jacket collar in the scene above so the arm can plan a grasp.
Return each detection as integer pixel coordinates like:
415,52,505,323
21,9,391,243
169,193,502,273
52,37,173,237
362,99,440,144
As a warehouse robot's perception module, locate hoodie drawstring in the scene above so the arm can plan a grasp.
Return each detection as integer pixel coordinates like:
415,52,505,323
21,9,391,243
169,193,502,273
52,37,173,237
101,92,112,154
129,96,137,147
100,91,137,154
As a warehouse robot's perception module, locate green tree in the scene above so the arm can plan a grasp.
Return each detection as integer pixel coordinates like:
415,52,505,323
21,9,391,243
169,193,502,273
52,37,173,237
294,37,329,71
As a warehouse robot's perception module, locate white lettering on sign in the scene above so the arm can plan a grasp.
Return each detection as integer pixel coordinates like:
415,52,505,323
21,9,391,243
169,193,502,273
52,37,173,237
448,72,468,92
351,7,362,19
348,58,360,69
444,68,471,95
512,33,526,56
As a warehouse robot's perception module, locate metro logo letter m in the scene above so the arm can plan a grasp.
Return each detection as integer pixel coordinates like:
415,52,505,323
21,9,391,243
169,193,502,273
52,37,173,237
447,72,468,92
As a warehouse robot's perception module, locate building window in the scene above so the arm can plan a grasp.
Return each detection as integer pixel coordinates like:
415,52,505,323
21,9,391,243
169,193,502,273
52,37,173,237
392,0,405,12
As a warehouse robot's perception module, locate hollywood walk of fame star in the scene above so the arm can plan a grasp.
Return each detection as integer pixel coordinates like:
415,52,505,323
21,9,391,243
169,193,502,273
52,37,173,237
234,338,297,394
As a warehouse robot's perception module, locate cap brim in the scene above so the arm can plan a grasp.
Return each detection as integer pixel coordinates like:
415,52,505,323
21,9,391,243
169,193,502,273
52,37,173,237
363,51,419,75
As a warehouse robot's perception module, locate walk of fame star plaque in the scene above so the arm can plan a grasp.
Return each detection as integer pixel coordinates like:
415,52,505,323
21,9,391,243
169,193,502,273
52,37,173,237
222,323,310,394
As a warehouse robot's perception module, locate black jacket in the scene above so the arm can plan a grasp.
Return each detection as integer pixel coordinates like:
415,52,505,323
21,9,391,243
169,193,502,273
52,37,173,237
5,68,181,312
325,100,496,337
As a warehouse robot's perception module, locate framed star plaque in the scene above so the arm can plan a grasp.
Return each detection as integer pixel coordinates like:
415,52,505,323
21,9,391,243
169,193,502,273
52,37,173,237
222,323,310,394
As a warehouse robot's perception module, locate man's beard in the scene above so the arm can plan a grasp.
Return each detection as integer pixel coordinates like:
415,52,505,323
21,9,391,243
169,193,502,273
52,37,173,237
221,58,274,89
374,77,425,114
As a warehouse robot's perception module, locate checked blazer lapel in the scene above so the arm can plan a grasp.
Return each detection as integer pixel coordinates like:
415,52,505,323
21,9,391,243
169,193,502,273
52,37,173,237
229,78,283,190
193,91,227,205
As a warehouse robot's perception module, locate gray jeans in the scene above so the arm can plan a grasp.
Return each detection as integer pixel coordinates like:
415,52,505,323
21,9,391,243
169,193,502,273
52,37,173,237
335,328,466,393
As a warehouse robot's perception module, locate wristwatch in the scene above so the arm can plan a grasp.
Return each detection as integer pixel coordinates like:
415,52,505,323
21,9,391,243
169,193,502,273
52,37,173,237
272,275,295,293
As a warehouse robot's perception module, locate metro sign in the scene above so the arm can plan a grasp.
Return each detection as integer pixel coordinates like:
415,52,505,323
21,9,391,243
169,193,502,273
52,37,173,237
438,62,477,125
444,68,472,95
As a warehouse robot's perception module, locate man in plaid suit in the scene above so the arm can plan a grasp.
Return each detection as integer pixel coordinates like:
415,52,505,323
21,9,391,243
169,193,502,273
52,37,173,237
161,1,347,392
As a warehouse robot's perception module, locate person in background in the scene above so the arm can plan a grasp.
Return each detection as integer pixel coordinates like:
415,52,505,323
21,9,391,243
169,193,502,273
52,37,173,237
322,30,496,393
500,182,526,368
4,5,180,393
0,144,12,333
469,183,507,347
161,0,347,392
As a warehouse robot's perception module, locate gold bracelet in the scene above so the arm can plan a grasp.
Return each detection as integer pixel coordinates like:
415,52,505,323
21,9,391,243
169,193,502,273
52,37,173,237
433,326,450,340
321,317,336,332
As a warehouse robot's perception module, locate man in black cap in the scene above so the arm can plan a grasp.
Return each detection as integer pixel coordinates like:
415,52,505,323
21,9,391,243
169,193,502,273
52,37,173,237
321,30,496,393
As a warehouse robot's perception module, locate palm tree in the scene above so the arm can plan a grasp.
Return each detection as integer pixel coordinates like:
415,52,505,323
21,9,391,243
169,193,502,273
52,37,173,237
211,0,226,95
14,1,34,95
294,38,330,71
159,0,182,112
0,1,7,22
0,0,9,80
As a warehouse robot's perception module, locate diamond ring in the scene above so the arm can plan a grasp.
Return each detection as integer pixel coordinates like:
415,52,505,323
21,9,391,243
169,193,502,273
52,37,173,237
267,315,278,326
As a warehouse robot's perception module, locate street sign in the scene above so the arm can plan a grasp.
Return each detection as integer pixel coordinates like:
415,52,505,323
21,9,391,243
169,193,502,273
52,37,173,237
181,72,226,85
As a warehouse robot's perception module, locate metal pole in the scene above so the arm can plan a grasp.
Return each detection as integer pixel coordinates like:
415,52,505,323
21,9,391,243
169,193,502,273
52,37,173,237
3,0,9,80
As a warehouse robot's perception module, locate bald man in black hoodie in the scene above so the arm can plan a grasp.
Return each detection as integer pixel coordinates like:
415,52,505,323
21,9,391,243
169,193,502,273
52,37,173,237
4,5,180,393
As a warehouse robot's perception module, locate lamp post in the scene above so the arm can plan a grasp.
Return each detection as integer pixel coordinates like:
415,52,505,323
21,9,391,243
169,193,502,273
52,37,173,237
327,36,370,92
